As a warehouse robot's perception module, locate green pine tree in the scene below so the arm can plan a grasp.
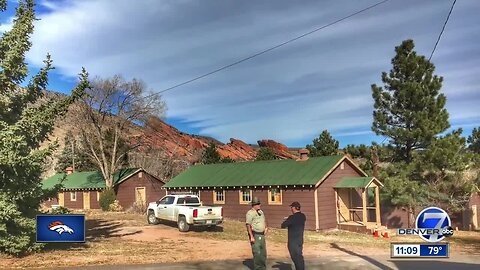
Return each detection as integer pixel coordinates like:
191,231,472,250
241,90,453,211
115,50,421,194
55,131,96,172
201,143,221,164
467,127,480,154
255,147,277,161
0,0,89,255
344,144,369,159
412,129,477,213
372,39,450,163
306,130,339,157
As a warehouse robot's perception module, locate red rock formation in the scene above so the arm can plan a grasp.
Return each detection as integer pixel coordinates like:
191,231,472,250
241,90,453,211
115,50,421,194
142,118,258,162
134,118,298,163
217,139,258,160
257,139,298,159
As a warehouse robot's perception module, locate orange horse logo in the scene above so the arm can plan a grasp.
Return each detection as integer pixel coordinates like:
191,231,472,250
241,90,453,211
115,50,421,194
48,221,74,235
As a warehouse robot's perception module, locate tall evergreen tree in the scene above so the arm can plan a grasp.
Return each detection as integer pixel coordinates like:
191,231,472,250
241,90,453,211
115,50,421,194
0,0,89,255
306,130,339,157
412,129,477,213
371,39,449,163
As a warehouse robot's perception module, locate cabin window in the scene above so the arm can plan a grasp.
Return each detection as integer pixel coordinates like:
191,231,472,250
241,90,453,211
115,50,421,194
190,190,200,198
70,192,77,201
268,188,282,205
213,190,225,204
239,189,252,204
138,171,143,178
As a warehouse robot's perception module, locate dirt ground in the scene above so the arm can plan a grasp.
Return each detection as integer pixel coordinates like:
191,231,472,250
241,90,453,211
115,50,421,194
121,225,353,260
0,211,478,269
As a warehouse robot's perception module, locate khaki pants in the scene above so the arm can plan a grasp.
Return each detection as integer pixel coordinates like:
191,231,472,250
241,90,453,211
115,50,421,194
251,234,267,270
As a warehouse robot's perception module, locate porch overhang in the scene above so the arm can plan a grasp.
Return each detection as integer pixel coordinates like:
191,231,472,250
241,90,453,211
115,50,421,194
334,176,383,228
334,176,383,189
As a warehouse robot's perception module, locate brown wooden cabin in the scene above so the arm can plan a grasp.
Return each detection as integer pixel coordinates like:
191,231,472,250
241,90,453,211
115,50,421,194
164,152,384,232
42,167,166,211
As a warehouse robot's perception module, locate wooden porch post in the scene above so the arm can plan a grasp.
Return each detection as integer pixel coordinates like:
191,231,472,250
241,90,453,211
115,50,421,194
314,189,319,231
375,186,381,225
362,188,367,224
334,189,339,224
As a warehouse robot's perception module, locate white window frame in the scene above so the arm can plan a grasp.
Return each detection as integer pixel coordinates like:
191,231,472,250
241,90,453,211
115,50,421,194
268,188,282,205
190,190,200,199
213,190,225,204
239,189,252,204
70,191,77,201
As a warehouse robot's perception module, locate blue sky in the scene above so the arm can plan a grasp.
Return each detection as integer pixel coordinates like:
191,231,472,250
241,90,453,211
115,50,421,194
1,0,479,147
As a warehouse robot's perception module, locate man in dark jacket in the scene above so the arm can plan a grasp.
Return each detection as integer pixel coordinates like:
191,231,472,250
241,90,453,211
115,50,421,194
281,201,306,270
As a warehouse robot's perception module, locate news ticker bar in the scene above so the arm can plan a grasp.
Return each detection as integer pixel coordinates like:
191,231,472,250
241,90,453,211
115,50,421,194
390,243,449,258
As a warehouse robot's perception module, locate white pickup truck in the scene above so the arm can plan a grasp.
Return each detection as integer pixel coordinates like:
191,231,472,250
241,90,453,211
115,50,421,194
147,194,223,232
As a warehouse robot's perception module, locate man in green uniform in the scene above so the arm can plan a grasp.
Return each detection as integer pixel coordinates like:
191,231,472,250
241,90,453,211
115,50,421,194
246,197,268,270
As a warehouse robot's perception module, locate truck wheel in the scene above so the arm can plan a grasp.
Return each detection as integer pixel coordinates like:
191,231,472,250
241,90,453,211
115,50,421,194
147,210,160,225
178,216,190,232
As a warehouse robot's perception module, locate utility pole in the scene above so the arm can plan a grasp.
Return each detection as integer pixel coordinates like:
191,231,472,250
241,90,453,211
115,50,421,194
71,139,75,171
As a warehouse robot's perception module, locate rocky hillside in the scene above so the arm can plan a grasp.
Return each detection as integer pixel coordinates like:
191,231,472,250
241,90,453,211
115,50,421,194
44,90,298,177
138,117,297,162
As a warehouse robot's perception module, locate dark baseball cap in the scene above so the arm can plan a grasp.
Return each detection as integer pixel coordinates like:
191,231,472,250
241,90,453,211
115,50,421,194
251,197,261,205
289,201,301,208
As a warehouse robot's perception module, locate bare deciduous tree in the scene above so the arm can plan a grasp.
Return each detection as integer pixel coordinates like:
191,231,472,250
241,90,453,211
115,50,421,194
75,75,166,188
128,151,190,183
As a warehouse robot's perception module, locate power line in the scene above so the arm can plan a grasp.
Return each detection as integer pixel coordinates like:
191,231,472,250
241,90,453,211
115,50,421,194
145,0,390,98
429,0,457,61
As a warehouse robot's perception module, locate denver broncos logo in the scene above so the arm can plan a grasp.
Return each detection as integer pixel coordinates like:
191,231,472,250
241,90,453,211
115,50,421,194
48,221,74,235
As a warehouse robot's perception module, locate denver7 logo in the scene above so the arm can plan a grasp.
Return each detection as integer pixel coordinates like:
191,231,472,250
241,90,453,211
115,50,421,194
416,207,451,242
48,221,75,235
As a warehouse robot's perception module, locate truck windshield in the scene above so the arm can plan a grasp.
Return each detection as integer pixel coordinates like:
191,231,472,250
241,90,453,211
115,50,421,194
177,197,200,204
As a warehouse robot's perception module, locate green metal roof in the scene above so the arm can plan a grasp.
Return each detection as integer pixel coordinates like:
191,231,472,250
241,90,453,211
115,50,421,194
335,177,374,188
164,155,344,188
42,168,140,190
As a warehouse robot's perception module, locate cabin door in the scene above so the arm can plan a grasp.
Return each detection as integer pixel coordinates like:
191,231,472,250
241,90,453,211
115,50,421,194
472,205,478,230
58,193,64,207
135,187,146,205
83,192,90,209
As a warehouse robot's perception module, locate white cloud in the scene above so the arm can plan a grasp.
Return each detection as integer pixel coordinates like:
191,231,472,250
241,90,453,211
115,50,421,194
24,0,480,144
0,16,14,33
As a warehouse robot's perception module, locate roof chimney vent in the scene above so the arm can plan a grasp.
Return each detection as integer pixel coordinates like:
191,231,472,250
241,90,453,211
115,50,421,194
65,167,74,175
297,148,310,161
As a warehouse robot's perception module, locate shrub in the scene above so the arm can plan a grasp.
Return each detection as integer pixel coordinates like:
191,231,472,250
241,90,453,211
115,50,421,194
127,202,147,214
51,206,71,215
99,189,116,211
0,194,44,255
108,200,123,212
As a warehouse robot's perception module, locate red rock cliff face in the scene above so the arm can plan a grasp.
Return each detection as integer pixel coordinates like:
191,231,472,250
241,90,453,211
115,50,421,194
257,139,298,159
137,117,298,163
141,118,258,162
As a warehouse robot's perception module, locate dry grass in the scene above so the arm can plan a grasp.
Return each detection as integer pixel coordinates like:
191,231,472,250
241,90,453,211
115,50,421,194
2,211,479,268
190,218,480,253
187,219,391,248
